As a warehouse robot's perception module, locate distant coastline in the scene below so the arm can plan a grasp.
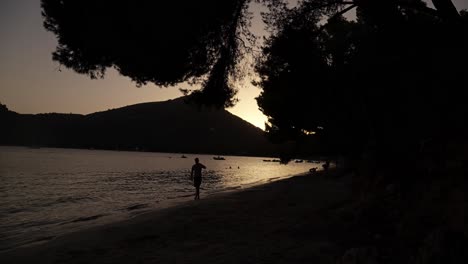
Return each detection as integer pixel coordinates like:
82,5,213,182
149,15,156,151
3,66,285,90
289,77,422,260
0,97,278,157
0,145,281,159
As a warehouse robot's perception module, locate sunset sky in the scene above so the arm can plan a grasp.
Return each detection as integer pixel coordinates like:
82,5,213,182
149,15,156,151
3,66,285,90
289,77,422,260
1,0,467,130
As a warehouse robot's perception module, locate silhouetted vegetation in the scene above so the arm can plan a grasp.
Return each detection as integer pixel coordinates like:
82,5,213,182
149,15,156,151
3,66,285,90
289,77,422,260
256,0,468,161
40,0,256,108
255,1,468,262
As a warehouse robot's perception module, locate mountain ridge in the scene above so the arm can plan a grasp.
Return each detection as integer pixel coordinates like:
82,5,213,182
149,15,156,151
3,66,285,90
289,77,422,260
0,98,276,156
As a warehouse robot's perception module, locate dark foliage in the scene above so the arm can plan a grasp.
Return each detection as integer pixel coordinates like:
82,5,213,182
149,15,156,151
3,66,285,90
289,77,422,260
255,0,468,162
41,0,252,107
255,2,468,260
256,13,366,156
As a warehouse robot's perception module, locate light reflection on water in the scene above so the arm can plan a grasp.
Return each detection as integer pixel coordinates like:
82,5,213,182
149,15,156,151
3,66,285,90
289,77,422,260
0,146,319,251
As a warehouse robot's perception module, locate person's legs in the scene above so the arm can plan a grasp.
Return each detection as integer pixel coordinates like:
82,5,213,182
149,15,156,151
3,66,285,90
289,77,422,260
194,177,201,200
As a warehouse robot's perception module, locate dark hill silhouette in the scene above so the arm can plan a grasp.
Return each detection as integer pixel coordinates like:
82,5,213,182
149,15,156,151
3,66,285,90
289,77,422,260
0,98,276,156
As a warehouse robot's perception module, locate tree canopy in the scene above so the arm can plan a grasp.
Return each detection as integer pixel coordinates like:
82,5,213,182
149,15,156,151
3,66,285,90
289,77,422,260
255,0,468,160
41,0,253,107
41,0,468,159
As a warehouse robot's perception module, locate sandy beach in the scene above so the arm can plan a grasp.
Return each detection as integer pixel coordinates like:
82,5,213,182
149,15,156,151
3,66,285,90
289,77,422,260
1,171,352,264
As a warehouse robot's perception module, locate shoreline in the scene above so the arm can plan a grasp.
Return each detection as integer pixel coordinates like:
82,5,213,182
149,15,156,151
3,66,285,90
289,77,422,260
0,145,283,160
1,170,351,263
1,172,309,252
0,171,307,253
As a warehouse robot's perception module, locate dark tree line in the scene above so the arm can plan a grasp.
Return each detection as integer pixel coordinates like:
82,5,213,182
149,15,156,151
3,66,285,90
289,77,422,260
256,1,468,169
253,3,468,261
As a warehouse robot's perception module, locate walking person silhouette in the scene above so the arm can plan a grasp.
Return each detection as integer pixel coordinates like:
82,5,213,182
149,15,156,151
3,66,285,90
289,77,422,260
190,158,206,200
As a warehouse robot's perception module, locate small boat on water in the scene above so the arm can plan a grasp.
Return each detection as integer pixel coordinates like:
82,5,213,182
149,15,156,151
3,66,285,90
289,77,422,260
295,159,304,163
213,156,225,160
181,155,187,158
264,159,281,162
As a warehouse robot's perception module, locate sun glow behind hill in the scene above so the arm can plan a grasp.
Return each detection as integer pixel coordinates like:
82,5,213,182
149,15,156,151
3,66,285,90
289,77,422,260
227,85,267,130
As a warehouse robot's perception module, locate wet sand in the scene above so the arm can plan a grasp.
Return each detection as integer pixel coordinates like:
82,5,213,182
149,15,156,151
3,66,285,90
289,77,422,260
0,171,352,264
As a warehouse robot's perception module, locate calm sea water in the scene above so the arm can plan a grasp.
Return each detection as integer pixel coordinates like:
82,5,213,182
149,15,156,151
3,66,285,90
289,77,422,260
0,146,318,251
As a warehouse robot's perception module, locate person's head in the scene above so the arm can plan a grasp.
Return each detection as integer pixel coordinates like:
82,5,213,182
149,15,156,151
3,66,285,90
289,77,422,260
195,158,199,163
